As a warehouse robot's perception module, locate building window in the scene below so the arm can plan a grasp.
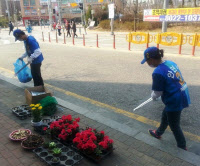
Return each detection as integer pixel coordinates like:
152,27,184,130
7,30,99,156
30,0,36,6
31,9,37,15
23,0,29,6
24,10,31,15
41,9,46,15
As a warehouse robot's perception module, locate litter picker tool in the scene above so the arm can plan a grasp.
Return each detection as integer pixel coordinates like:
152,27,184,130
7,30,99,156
133,97,153,112
14,62,30,76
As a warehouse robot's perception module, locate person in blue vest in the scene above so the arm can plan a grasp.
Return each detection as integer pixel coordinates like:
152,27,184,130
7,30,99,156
26,23,33,35
13,29,44,87
141,46,190,150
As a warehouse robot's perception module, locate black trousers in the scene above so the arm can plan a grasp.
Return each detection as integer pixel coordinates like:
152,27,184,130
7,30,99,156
156,109,186,149
67,30,71,37
9,29,13,35
58,29,61,36
30,63,44,87
73,30,78,37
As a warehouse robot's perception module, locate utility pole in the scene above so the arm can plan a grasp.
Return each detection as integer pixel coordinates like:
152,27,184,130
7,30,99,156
162,0,169,32
48,0,52,30
5,0,11,21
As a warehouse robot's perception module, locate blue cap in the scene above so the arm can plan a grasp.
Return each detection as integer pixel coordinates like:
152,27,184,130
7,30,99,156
13,29,24,41
141,47,159,64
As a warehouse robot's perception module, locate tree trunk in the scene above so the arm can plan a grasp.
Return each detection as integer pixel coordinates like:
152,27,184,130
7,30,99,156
193,0,197,7
181,0,184,7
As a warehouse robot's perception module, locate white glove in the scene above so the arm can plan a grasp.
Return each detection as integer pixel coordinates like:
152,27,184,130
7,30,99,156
27,57,33,63
19,53,28,60
151,91,163,101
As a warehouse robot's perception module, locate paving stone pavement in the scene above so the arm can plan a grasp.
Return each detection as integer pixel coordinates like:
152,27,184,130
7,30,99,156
0,79,195,166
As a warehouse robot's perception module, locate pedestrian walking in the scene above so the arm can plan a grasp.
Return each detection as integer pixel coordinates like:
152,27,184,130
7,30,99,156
141,46,190,150
53,22,56,30
26,23,33,35
65,20,68,29
66,22,71,37
13,29,44,87
8,21,14,35
72,21,78,38
56,22,62,36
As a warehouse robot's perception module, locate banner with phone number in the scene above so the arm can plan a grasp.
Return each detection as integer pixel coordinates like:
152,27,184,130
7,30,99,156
143,8,200,22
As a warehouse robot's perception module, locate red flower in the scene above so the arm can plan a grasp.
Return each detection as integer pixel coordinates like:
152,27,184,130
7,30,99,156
90,135,97,141
75,117,80,122
100,131,105,135
58,133,68,140
43,127,48,131
103,136,109,141
99,141,108,149
61,129,66,134
67,129,72,133
109,139,114,144
76,133,81,137
66,115,72,121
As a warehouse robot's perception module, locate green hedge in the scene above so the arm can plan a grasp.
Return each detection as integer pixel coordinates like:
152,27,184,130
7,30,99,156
99,20,162,31
0,17,8,27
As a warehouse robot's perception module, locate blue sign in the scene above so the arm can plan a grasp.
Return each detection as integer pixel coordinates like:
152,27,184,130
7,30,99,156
159,15,200,22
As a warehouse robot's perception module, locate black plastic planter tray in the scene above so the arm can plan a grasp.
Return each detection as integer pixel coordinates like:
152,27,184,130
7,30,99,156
55,137,114,163
33,116,61,135
69,144,114,163
12,105,31,120
80,148,114,163
33,140,83,166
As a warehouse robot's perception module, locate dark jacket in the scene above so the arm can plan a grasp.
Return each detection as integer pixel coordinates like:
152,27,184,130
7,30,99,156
72,23,76,32
67,24,71,30
9,22,14,30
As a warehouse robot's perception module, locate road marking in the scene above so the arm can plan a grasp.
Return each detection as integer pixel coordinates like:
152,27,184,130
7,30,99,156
0,66,200,142
0,67,14,74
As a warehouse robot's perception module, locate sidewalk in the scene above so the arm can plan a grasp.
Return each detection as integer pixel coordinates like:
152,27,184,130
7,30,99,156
0,78,196,166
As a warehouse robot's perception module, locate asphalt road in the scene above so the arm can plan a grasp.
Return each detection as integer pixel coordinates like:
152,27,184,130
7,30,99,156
0,38,200,138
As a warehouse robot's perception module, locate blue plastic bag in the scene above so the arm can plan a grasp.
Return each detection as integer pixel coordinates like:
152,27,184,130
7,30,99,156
14,59,32,83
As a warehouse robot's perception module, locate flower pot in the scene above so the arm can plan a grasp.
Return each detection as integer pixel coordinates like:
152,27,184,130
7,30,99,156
9,129,31,141
21,134,44,150
31,120,42,127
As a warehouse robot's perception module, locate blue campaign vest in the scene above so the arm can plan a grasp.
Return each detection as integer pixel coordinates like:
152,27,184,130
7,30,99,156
24,36,44,64
153,60,190,111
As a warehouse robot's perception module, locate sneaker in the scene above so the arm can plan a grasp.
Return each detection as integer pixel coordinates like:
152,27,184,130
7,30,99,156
148,129,161,139
179,147,187,151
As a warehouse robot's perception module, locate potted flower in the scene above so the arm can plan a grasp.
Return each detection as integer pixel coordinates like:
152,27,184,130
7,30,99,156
49,142,57,149
73,127,114,161
48,115,80,144
52,148,62,157
48,142,57,153
30,104,43,127
51,157,60,165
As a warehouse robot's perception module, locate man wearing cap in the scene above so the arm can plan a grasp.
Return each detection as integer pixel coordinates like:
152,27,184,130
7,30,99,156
141,46,190,150
13,29,44,86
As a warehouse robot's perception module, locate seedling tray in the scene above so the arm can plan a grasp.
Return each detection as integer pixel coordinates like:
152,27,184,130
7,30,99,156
33,140,83,166
33,116,61,135
12,105,31,120
55,137,114,162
